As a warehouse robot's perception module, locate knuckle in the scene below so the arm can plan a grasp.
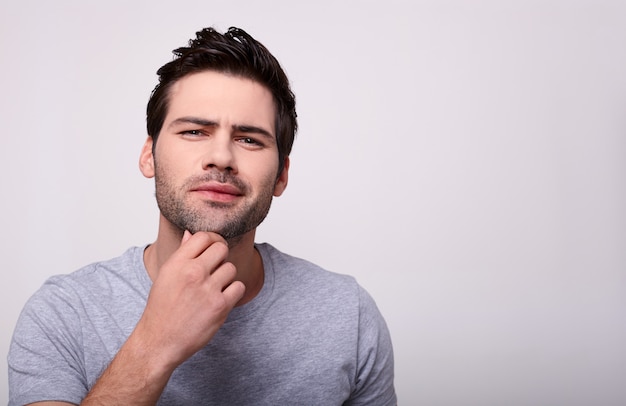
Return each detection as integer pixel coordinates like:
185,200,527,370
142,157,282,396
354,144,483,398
215,295,230,311
222,261,236,275
210,241,229,259
214,262,237,281
197,231,226,244
207,292,230,313
181,262,206,284
193,231,213,245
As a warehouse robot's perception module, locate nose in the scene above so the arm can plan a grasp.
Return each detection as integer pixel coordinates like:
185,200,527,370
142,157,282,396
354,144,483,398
201,132,237,173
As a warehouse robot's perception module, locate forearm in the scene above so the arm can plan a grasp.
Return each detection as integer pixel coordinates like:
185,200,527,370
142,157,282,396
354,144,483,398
81,232,244,405
81,331,175,405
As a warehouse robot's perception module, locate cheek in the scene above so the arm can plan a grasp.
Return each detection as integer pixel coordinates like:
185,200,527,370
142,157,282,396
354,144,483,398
154,145,193,177
153,155,180,187
256,161,281,187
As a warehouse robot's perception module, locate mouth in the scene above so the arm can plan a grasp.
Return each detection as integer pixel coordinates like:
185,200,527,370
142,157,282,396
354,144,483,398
190,182,243,203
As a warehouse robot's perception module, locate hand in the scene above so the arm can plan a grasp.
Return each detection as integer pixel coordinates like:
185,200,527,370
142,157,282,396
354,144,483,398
134,230,245,369
81,231,244,404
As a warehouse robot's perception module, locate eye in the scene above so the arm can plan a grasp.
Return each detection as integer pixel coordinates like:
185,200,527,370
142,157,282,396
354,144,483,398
181,130,202,136
237,137,264,148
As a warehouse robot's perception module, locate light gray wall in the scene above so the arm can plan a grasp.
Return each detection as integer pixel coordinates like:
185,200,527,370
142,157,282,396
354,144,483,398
1,1,625,404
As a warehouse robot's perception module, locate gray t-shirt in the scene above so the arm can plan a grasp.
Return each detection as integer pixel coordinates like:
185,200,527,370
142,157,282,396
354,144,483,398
8,243,396,405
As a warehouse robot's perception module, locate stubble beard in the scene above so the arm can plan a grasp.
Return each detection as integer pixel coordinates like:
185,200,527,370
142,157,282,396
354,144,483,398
154,164,275,246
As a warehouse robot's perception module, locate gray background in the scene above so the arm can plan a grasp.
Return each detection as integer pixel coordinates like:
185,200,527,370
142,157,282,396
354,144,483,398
1,0,625,404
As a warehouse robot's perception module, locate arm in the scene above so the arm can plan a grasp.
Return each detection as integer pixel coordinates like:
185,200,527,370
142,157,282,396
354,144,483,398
82,231,244,404
347,287,397,406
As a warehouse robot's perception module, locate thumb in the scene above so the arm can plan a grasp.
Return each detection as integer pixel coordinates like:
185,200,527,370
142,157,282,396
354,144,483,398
181,229,192,244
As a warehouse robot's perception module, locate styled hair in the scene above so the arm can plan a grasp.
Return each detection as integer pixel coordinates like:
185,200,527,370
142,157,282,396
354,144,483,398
146,27,297,174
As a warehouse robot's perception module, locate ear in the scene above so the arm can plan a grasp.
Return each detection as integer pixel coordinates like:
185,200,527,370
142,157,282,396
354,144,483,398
273,156,290,197
139,136,155,178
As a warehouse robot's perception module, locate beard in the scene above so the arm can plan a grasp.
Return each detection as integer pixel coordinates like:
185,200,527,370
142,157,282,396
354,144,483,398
154,163,275,245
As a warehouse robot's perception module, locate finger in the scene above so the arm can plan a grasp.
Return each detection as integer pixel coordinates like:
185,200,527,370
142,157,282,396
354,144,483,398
195,239,229,271
210,262,238,287
177,231,227,259
222,280,246,306
181,229,192,244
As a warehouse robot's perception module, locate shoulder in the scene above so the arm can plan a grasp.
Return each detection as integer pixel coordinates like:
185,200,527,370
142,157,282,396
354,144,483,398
8,247,150,404
257,243,355,281
256,243,386,318
256,244,396,404
39,246,147,298
257,242,359,294
18,246,148,326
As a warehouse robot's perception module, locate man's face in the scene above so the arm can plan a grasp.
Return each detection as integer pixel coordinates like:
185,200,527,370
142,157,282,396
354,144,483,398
139,71,288,243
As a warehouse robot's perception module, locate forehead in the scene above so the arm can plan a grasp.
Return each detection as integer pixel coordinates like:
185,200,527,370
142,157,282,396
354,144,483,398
165,71,276,133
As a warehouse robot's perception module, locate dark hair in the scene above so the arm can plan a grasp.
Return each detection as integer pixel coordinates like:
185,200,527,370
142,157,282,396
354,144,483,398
146,27,297,174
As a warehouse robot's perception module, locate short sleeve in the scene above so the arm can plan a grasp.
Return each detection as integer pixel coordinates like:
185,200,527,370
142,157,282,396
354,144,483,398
8,278,88,406
346,286,397,406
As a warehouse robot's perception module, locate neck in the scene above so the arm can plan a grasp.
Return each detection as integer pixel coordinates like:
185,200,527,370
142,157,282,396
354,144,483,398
143,214,264,306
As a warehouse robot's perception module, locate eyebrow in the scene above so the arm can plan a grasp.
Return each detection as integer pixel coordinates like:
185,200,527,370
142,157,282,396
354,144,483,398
169,116,274,140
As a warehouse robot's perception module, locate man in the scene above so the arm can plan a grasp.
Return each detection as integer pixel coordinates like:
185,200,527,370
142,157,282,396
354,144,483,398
8,27,396,405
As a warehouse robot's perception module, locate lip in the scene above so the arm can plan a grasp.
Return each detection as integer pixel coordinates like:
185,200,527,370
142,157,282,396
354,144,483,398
190,182,243,203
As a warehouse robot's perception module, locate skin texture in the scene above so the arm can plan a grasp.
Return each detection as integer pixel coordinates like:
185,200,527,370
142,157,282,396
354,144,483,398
29,71,289,405
150,72,286,245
